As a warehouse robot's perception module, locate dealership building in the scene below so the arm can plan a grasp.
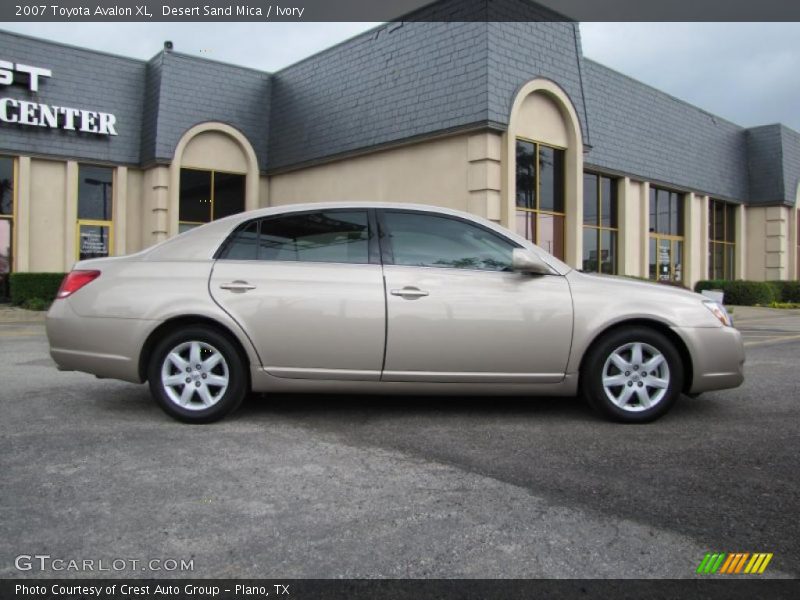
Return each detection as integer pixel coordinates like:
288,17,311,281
1,1,799,297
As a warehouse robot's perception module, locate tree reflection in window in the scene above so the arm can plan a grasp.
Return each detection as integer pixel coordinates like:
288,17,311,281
384,212,515,272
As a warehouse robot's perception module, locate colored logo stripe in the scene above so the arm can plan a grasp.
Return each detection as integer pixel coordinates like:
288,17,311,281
697,553,773,574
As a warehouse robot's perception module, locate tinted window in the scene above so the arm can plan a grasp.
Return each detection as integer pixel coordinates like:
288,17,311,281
583,173,598,225
383,212,514,272
515,140,535,209
78,165,113,221
179,169,212,224
0,157,12,216
212,172,245,220
539,145,564,212
600,176,616,228
223,220,259,260
221,211,370,264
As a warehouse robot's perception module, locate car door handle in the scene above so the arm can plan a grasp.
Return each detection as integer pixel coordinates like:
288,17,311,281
219,280,256,293
390,287,429,299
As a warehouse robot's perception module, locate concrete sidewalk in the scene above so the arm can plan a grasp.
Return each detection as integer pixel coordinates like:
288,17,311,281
729,305,800,324
0,305,47,323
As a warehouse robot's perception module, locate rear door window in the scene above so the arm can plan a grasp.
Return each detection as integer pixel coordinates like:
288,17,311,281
219,210,371,264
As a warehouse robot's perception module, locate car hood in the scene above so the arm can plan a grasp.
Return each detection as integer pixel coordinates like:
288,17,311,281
570,272,703,301
566,271,723,329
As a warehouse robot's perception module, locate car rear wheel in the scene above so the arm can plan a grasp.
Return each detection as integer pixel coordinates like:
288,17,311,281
147,326,247,423
581,327,683,423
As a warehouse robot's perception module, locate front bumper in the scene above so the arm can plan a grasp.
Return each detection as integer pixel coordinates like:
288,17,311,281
672,325,745,394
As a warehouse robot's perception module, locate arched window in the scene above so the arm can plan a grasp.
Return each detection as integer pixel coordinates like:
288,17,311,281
506,81,583,267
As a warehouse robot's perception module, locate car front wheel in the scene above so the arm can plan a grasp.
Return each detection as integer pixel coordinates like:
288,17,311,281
581,327,684,423
147,326,247,423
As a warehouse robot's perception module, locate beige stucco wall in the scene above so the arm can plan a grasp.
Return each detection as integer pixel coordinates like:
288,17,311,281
125,168,144,254
683,192,705,289
514,92,570,148
747,205,790,281
28,158,67,273
790,190,799,280
4,119,794,286
268,134,472,211
181,130,248,173
618,178,644,278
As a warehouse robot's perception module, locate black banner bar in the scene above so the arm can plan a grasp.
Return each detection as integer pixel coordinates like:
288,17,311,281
2,579,800,600
2,0,800,23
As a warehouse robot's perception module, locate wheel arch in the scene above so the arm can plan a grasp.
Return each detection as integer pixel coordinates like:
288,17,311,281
577,319,694,394
138,315,253,389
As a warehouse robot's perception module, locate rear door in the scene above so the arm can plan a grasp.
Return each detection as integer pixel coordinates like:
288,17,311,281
209,209,386,381
378,209,573,383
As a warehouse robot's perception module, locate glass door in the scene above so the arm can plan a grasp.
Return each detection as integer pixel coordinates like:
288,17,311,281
0,218,11,300
650,236,684,283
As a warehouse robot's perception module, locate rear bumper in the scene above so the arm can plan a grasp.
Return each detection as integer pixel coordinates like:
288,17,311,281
46,300,154,384
672,325,745,394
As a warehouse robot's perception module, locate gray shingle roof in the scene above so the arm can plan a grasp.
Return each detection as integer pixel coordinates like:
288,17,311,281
582,59,750,203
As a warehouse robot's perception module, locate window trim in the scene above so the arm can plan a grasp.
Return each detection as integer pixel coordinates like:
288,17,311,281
76,220,114,262
76,163,114,260
0,155,16,290
648,185,686,283
708,199,737,280
377,208,523,273
514,137,567,258
214,207,379,266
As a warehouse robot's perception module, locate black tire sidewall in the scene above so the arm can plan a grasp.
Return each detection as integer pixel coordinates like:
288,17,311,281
582,327,683,423
147,326,247,423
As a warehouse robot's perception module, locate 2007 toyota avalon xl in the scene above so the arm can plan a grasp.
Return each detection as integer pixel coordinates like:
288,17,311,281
46,202,744,424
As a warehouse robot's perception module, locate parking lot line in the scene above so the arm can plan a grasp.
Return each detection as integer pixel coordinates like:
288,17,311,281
744,334,800,347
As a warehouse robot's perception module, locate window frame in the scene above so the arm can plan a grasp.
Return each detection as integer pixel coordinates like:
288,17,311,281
178,166,246,231
648,185,686,283
0,156,16,296
76,164,114,261
377,208,523,273
582,172,619,275
514,137,567,259
708,199,737,280
215,208,380,266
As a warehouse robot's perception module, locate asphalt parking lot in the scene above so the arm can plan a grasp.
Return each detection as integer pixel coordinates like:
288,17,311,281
1,308,799,579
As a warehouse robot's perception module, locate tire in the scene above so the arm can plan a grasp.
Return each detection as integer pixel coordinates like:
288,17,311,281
581,327,684,423
147,326,247,423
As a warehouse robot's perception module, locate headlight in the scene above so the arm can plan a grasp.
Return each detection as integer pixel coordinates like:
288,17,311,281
703,301,733,327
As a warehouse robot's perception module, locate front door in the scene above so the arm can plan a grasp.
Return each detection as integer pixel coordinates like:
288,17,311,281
210,209,386,381
379,210,573,383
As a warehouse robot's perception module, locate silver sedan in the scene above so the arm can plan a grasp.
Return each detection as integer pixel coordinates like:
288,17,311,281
46,202,744,423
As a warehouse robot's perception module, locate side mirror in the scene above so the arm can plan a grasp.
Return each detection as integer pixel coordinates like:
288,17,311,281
512,248,552,275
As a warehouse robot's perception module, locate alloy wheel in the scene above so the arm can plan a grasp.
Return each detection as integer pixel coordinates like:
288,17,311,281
160,341,230,411
601,342,670,412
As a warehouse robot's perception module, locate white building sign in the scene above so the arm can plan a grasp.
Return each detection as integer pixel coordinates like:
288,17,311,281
0,60,118,136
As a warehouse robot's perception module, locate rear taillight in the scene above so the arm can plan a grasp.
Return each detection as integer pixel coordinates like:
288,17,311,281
56,270,101,299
